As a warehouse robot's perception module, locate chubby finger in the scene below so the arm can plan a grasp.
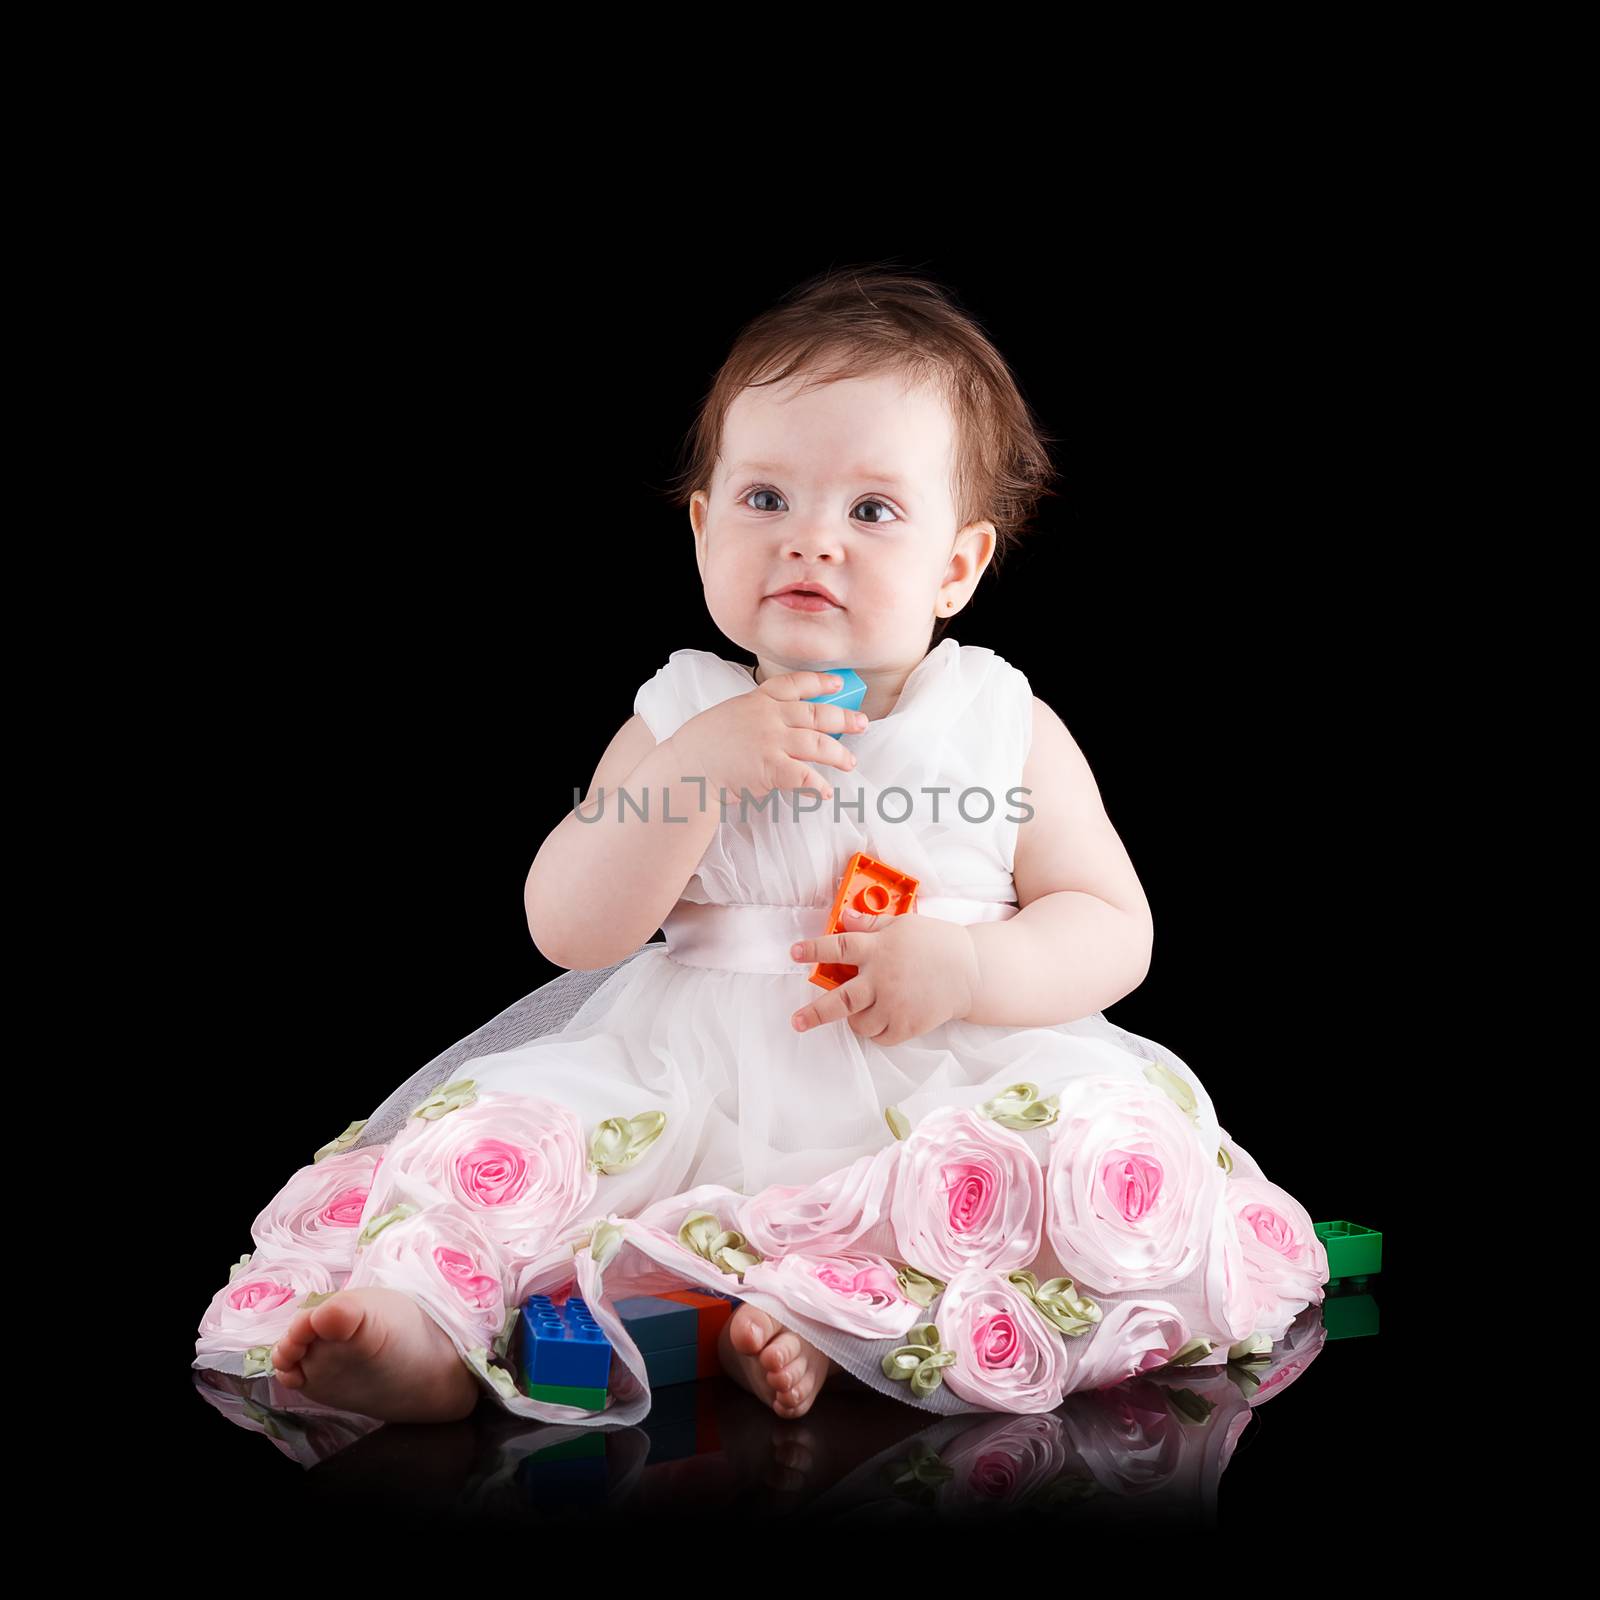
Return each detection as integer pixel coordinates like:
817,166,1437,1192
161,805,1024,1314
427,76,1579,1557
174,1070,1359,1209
835,904,888,932
764,670,848,702
787,727,856,775
783,701,870,737
791,975,872,1032
790,930,870,966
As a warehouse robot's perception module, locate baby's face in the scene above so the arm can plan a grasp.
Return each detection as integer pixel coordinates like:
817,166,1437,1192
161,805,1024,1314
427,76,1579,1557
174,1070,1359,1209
689,370,993,677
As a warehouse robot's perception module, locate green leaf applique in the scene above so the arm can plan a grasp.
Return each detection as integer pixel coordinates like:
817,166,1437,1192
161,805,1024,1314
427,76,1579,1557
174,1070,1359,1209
1150,1336,1217,1369
412,1079,479,1122
356,1201,418,1249
242,1345,275,1380
589,1110,667,1175
586,1218,625,1271
465,1345,519,1403
1006,1268,1101,1338
1143,1060,1198,1122
1228,1331,1272,1366
313,1119,368,1164
883,1322,958,1398
978,1081,1060,1132
678,1210,762,1280
895,1263,947,1309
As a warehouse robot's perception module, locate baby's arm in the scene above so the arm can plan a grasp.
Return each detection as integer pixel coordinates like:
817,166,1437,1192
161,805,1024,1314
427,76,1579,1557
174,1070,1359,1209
524,713,719,970
964,697,1155,1027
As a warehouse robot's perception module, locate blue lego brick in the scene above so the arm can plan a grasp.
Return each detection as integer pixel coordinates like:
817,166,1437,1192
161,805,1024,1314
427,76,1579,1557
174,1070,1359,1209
805,669,866,739
520,1294,613,1389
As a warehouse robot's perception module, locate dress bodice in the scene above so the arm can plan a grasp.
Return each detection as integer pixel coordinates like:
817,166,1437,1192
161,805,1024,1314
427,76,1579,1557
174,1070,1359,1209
632,637,1035,915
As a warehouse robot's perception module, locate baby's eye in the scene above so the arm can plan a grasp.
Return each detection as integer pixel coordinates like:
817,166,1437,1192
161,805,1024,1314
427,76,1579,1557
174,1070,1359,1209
742,487,901,526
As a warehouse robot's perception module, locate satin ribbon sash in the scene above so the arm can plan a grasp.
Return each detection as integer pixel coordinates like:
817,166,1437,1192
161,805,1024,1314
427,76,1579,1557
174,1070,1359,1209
661,896,1020,976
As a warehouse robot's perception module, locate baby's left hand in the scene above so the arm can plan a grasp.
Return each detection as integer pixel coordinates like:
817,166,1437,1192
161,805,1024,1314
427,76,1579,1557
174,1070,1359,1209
789,912,981,1047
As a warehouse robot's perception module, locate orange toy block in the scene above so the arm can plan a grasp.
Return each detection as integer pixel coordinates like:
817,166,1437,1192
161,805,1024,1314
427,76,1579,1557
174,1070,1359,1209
809,850,920,989
657,1287,738,1380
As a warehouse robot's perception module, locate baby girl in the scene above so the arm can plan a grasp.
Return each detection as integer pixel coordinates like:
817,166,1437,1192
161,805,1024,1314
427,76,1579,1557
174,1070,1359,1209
241,265,1176,1425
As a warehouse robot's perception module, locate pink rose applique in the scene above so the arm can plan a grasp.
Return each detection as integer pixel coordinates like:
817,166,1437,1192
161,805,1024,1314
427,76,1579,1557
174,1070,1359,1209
360,1090,597,1281
735,1143,900,1260
1045,1073,1225,1295
1061,1297,1193,1395
345,1199,510,1358
250,1147,383,1274
888,1106,1044,1282
1199,1183,1260,1345
1223,1174,1328,1341
195,1255,340,1364
738,1251,923,1340
932,1267,1073,1413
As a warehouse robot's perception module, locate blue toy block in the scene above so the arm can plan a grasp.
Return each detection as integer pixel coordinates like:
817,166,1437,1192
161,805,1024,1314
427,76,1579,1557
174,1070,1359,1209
805,669,866,738
614,1294,699,1355
520,1294,613,1389
643,1346,699,1387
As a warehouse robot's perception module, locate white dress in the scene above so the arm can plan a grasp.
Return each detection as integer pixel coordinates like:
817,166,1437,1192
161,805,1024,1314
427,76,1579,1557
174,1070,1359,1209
195,637,1328,1426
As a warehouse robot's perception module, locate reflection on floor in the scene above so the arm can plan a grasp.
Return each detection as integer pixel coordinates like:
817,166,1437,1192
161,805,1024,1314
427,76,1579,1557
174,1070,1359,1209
190,1298,1355,1530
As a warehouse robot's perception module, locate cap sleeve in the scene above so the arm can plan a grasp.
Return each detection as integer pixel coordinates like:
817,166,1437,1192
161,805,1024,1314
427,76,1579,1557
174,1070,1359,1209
633,649,755,743
633,656,684,743
990,655,1037,877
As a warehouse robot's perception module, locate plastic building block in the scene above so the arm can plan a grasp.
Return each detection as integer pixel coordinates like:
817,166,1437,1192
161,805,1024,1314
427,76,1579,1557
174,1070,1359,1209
660,1286,740,1379
804,668,867,738
616,1286,740,1386
810,851,920,989
1312,1219,1383,1288
520,1293,613,1391
522,1376,609,1410
615,1293,699,1355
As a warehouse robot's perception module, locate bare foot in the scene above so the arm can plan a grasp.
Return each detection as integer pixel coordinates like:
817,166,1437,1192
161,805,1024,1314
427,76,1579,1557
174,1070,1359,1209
269,1287,481,1424
718,1301,836,1419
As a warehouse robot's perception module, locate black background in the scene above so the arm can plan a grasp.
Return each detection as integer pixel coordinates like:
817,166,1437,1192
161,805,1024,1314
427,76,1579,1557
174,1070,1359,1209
157,242,1424,1537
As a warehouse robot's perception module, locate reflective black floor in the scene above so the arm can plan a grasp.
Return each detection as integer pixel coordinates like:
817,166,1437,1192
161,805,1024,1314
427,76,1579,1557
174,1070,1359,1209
180,1291,1387,1547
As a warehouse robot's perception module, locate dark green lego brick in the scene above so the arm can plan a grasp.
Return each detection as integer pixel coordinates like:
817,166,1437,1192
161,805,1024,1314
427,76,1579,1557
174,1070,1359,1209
1313,1219,1382,1285
521,1376,609,1411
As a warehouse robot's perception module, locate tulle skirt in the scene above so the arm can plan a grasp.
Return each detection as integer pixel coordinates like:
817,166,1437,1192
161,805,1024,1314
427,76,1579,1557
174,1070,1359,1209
195,942,1329,1426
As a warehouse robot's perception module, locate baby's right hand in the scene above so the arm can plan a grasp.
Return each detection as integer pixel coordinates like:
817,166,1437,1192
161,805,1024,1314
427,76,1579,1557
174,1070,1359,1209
669,670,869,801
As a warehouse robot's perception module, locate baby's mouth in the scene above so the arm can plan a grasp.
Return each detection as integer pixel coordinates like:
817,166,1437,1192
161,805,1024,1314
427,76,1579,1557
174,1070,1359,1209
768,587,844,609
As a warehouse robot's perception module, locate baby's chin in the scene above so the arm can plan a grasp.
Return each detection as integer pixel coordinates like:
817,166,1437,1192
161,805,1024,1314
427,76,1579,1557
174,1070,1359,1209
750,612,854,663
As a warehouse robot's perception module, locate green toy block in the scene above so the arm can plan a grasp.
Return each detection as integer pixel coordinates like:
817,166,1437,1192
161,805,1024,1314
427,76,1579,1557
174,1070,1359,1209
522,1376,609,1411
1313,1219,1382,1288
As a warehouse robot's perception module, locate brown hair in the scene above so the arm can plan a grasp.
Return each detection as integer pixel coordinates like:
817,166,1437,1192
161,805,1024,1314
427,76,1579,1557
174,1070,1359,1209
655,260,1061,645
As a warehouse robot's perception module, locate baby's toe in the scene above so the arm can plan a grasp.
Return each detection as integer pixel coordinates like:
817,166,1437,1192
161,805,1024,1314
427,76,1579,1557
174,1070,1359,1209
776,1371,815,1416
768,1354,804,1393
761,1331,802,1373
275,1308,317,1361
730,1303,779,1355
272,1328,312,1367
308,1291,366,1343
